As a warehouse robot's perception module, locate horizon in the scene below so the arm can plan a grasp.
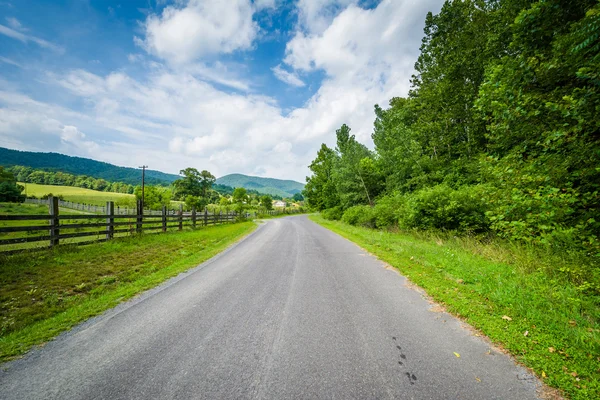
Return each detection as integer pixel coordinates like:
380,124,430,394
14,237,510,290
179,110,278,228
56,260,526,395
0,145,305,184
0,0,442,182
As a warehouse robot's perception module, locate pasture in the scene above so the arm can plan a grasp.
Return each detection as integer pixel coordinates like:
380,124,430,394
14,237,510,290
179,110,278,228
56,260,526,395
19,183,134,207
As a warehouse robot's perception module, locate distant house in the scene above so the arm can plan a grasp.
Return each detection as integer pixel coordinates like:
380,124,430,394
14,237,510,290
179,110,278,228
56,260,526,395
273,200,286,208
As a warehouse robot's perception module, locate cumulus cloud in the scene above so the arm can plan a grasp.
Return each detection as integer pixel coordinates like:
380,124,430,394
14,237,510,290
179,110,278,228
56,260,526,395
271,64,305,87
281,0,442,144
0,0,443,181
295,0,357,34
136,0,258,64
60,126,99,152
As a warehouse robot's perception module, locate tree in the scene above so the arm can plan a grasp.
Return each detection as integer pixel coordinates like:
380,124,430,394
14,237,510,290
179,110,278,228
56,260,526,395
172,167,217,212
0,167,25,202
332,124,382,208
304,144,339,211
232,187,248,215
292,193,304,202
260,195,273,211
134,185,172,210
219,196,231,212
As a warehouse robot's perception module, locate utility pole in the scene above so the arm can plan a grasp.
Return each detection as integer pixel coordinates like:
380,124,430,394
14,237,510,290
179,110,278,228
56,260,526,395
139,165,148,211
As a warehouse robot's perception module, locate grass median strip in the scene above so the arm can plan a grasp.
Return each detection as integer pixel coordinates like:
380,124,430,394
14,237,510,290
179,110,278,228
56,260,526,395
0,221,256,362
310,215,600,400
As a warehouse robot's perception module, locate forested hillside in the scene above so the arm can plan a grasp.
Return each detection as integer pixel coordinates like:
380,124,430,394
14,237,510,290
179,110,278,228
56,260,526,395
305,0,599,275
0,147,180,185
216,173,304,198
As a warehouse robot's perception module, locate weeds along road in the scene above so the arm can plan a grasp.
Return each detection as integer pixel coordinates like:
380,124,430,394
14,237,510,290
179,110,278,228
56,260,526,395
0,215,541,399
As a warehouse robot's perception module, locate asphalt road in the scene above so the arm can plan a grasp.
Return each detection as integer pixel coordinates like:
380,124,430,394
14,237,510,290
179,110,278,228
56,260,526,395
0,215,541,399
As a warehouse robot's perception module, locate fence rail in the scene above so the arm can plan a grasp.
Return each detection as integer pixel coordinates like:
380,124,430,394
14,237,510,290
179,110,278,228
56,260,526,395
2,197,301,254
1,197,238,254
24,198,166,215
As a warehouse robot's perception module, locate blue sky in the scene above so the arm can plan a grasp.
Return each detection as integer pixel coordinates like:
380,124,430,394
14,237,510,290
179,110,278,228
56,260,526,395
0,0,442,181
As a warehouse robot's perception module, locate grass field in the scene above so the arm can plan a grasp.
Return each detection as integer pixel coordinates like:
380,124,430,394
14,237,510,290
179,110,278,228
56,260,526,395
20,182,134,206
310,215,600,400
0,221,257,362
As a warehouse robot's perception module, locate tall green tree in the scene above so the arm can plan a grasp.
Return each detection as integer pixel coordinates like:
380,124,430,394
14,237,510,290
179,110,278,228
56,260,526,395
304,144,339,211
0,167,25,202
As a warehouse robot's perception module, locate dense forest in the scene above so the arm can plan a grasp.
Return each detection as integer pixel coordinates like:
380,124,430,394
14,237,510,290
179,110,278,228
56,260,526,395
305,0,599,276
0,147,180,185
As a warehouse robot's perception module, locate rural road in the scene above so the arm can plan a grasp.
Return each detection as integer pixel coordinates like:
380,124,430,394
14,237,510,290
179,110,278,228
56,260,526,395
0,215,541,399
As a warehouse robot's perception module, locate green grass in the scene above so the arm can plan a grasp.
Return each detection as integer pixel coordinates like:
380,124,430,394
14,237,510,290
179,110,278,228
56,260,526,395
310,215,600,400
20,182,134,206
0,221,256,362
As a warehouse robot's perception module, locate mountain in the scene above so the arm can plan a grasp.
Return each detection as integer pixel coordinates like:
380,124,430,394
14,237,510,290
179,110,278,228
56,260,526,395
216,174,304,198
0,147,180,186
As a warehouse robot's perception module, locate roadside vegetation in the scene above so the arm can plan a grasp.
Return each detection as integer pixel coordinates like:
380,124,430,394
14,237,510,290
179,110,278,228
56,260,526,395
311,215,599,399
303,1,599,398
0,221,256,362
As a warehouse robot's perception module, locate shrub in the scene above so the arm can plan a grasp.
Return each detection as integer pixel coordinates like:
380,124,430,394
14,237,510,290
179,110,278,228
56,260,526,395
372,193,406,229
322,206,343,220
400,184,489,233
341,205,376,228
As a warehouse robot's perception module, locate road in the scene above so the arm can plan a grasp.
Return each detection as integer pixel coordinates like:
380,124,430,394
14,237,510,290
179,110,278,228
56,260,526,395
0,215,540,399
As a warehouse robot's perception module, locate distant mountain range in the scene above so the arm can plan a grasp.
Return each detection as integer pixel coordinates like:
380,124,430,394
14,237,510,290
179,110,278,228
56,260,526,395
0,147,180,186
0,147,305,198
216,174,304,198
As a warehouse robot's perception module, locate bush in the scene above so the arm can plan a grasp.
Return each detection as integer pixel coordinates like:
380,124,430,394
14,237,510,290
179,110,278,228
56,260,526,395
322,206,343,220
400,184,489,233
372,193,406,229
341,205,376,228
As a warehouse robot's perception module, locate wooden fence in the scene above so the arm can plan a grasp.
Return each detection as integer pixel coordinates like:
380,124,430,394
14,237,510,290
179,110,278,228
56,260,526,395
24,198,167,215
1,197,240,254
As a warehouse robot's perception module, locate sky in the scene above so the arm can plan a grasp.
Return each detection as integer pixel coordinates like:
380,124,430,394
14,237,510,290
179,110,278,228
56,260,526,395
0,0,443,182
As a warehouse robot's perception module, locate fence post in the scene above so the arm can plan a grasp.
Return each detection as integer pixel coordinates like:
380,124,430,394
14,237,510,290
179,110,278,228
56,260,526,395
192,207,196,228
162,206,167,232
178,204,183,231
49,196,59,248
136,199,143,233
204,207,208,226
106,201,114,240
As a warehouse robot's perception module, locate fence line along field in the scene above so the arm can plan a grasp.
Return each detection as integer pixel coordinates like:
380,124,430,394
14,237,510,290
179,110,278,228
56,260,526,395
0,197,241,253
0,198,299,254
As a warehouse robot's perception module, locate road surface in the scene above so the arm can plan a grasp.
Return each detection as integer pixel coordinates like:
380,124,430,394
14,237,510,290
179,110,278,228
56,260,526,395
0,215,541,399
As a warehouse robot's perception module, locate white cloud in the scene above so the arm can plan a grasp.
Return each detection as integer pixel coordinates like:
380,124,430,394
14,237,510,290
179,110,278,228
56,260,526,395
271,64,305,87
282,0,443,144
5,17,22,30
136,0,258,64
296,0,357,34
0,23,64,53
0,56,22,68
0,0,443,182
60,126,99,152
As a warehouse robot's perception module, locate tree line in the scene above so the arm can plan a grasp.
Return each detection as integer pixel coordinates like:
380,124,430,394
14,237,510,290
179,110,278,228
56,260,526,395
2,165,299,215
305,0,599,260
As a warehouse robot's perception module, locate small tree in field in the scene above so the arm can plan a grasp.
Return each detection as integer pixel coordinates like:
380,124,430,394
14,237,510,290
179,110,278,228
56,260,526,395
260,195,273,211
232,188,248,218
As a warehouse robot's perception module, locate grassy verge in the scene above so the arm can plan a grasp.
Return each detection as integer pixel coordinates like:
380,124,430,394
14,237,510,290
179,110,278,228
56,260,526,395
0,221,256,362
310,215,600,400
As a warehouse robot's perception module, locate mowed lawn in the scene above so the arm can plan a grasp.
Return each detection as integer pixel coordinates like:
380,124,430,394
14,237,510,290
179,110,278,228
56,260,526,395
19,183,134,206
